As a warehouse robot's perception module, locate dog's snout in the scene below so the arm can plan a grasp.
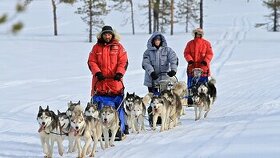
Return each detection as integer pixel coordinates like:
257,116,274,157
104,118,107,122
75,126,79,130
42,122,45,125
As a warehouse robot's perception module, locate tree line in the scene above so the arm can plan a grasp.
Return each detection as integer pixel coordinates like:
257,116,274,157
1,0,279,42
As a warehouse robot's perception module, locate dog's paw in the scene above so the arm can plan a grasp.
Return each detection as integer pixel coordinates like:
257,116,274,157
59,151,63,156
110,144,115,147
105,144,109,148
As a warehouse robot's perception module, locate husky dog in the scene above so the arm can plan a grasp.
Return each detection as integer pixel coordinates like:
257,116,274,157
100,106,119,148
57,110,71,136
70,105,93,158
161,90,182,129
84,102,104,157
84,102,99,119
37,106,63,158
65,101,81,153
192,78,217,121
66,100,81,117
124,92,136,129
198,78,217,105
193,92,211,121
142,92,153,106
130,96,146,133
57,110,72,152
150,96,170,132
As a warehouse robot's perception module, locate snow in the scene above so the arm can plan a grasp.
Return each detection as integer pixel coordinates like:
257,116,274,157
1,0,280,157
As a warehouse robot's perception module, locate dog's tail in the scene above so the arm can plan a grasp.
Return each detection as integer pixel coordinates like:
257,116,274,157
208,76,216,85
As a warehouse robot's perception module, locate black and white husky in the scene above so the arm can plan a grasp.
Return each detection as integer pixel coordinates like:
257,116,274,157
192,77,217,121
37,106,63,158
124,92,136,130
57,110,75,153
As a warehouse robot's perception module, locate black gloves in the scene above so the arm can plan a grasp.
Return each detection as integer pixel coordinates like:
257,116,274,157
95,72,105,81
201,61,207,66
114,73,123,81
188,60,194,65
167,70,176,77
150,72,159,80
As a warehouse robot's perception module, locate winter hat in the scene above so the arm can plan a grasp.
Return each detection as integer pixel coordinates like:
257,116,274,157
101,25,114,35
192,28,204,37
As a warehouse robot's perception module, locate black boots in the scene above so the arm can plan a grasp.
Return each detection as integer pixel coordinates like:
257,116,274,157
124,125,129,135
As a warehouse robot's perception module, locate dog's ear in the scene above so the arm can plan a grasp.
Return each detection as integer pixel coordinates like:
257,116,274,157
68,101,72,107
46,105,49,111
78,100,81,105
126,92,129,96
133,92,135,96
39,106,43,112
87,102,90,107
57,110,61,115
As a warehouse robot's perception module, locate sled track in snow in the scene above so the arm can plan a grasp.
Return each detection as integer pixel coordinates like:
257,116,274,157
213,16,251,76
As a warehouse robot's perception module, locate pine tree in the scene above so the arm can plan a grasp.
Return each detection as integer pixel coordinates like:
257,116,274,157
176,0,199,33
110,0,135,35
263,0,280,31
76,0,108,42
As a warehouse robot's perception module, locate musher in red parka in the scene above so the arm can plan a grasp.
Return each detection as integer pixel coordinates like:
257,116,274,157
88,25,128,96
184,28,214,89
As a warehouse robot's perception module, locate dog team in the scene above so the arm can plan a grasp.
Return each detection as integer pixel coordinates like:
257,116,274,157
37,75,216,158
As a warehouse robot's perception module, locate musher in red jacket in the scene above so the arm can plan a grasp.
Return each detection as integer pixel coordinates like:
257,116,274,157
88,25,129,136
184,28,214,104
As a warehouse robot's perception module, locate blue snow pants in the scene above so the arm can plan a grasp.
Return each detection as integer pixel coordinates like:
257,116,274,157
91,95,125,133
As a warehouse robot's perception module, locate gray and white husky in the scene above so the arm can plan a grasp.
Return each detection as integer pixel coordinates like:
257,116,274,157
130,96,146,133
66,100,81,117
100,106,119,148
161,90,182,129
70,105,96,158
84,102,104,156
37,106,63,158
150,96,170,132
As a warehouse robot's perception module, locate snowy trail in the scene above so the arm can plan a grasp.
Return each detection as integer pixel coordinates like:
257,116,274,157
1,0,280,157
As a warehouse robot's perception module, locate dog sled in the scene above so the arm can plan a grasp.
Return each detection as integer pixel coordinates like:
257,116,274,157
186,68,209,105
91,80,128,141
147,72,179,126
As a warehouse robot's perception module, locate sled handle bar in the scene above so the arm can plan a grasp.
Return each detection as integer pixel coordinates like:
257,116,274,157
93,78,125,95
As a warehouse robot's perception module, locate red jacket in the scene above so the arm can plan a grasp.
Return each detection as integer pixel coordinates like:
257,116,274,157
88,39,128,96
184,37,213,76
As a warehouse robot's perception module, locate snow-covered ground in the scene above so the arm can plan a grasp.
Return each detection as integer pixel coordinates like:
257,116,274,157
1,0,280,157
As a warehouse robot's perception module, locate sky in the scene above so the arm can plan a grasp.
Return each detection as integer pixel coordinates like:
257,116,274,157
0,0,280,157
